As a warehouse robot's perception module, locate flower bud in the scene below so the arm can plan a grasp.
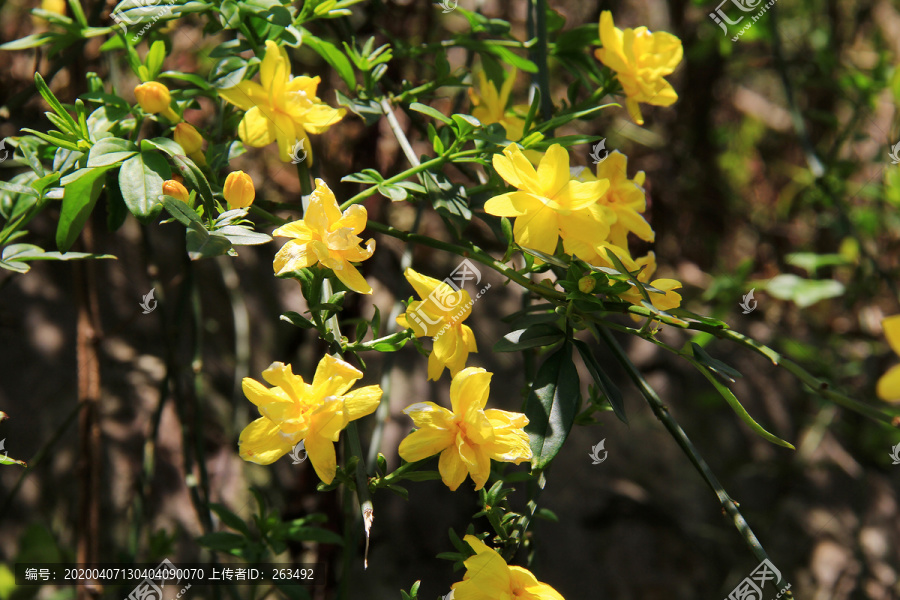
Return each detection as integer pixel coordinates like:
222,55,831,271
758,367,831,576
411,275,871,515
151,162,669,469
174,123,203,154
223,171,255,209
162,179,190,203
134,81,179,121
578,276,596,294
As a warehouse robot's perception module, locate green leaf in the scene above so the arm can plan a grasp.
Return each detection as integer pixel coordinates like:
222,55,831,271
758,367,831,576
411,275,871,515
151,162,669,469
493,324,564,352
784,252,851,276
87,137,138,167
196,532,246,553
280,311,316,329
686,354,794,450
171,154,214,209
209,503,251,536
34,72,79,135
209,56,250,89
765,274,845,308
690,342,743,384
215,225,272,246
145,40,166,80
186,221,232,260
56,167,112,252
160,196,202,226
118,151,170,223
524,343,581,469
302,33,355,89
281,527,344,545
409,102,453,125
0,32,57,51
572,339,626,425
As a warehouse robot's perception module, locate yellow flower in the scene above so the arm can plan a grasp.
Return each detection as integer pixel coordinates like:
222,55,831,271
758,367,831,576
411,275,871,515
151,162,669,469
174,122,206,166
877,315,900,402
469,69,526,141
223,170,255,209
450,535,565,600
484,143,612,260
273,179,375,294
219,40,345,164
134,81,180,122
575,151,653,248
239,355,382,483
395,268,477,380
398,368,531,491
594,248,682,312
162,179,190,203
594,11,683,125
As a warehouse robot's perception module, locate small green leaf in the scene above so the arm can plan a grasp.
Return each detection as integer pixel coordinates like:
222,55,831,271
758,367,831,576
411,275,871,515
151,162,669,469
215,225,272,246
524,343,580,469
87,137,138,167
302,33,355,89
765,274,845,308
409,102,453,125
57,167,113,252
118,150,170,223
281,527,344,545
572,339,626,425
186,221,232,260
160,196,202,226
281,311,316,329
493,324,564,352
209,503,251,536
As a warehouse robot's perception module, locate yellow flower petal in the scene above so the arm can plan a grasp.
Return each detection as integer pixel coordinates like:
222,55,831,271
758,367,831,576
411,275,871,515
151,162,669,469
332,259,372,294
218,80,268,111
513,211,559,255
342,385,382,420
238,418,294,465
883,315,900,357
238,106,276,147
484,191,543,217
273,240,314,275
303,433,337,484
877,364,900,402
536,144,571,198
450,367,491,415
312,354,362,398
438,445,469,491
399,427,455,462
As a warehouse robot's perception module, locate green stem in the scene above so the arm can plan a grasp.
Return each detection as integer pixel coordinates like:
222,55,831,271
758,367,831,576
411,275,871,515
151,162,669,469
533,0,553,125
595,325,787,588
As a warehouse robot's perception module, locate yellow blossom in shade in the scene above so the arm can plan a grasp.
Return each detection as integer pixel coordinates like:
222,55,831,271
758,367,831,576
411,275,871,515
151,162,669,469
450,535,565,600
174,122,206,166
223,170,255,209
594,248,682,312
398,368,531,491
162,180,190,203
134,82,180,122
574,151,653,248
594,10,683,125
395,268,477,381
218,40,345,164
239,355,382,483
876,315,900,402
468,69,526,141
273,178,375,294
484,143,613,260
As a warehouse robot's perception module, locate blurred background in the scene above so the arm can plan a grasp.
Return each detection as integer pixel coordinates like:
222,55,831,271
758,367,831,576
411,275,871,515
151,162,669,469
1,0,899,599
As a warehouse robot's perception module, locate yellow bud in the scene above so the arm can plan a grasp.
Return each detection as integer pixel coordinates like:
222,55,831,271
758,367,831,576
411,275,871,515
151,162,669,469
174,123,204,154
578,276,596,294
223,171,255,209
162,180,190,203
134,82,171,114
